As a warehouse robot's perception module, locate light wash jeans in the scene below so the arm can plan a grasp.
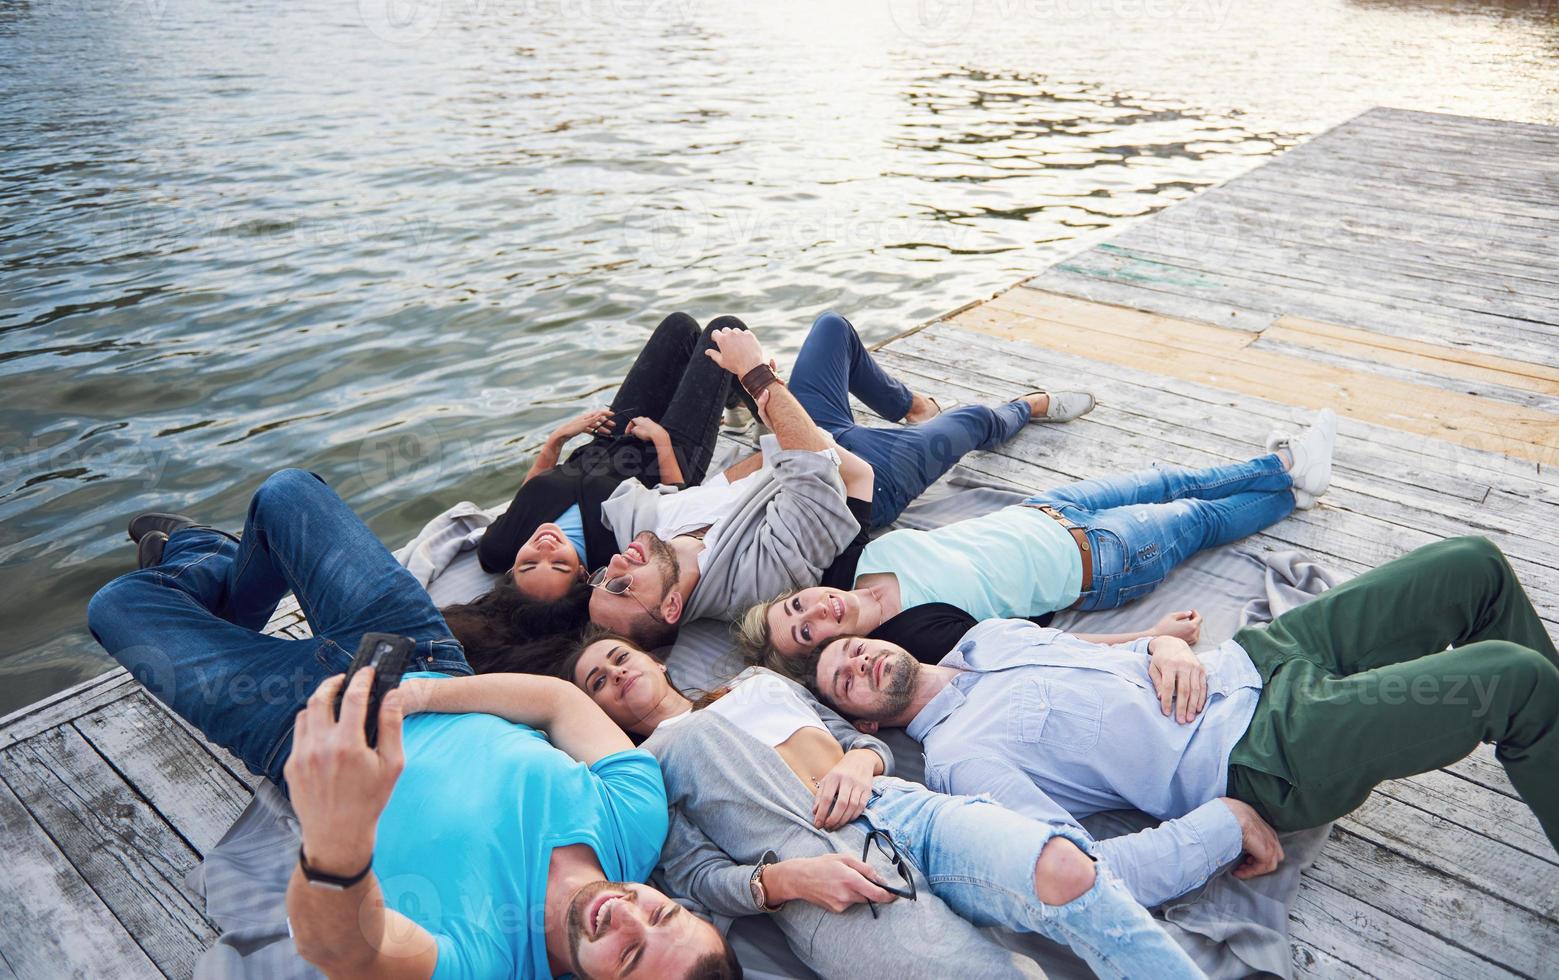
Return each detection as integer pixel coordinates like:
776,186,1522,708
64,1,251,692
791,311,1031,528
88,469,471,786
863,779,1204,979
1027,454,1295,611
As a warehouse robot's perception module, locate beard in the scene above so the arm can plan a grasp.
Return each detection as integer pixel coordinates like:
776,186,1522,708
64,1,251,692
875,649,919,719
565,879,619,980
640,532,682,593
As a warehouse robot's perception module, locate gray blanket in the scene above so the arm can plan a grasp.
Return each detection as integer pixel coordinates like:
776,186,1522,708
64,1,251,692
189,468,1339,980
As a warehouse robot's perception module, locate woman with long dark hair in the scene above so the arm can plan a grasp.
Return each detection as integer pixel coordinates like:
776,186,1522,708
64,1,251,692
476,312,757,602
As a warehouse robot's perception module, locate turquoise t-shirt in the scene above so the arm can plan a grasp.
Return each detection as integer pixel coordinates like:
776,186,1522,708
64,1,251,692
554,503,588,564
372,675,669,980
855,504,1083,619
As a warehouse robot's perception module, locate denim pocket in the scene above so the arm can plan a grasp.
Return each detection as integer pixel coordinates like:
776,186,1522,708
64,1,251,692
1010,681,1100,751
314,638,351,670
1113,580,1160,605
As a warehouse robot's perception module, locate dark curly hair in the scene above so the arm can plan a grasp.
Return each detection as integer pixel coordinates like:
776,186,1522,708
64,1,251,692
440,579,592,675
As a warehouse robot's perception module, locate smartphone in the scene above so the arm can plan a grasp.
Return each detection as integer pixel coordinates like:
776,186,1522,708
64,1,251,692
332,632,415,748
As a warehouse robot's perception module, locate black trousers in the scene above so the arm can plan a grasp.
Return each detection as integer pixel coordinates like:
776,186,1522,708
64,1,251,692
569,312,751,487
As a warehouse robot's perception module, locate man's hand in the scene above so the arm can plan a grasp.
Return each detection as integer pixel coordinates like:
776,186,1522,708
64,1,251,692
551,407,615,441
1221,798,1284,879
1151,609,1202,646
703,327,767,377
812,751,876,829
624,416,667,444
1147,635,1207,724
764,854,896,913
284,669,406,876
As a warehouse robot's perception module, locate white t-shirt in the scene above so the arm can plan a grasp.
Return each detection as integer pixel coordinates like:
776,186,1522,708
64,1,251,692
651,468,766,572
657,672,828,747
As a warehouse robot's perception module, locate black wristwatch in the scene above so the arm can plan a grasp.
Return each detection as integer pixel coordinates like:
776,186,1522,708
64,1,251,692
298,844,373,890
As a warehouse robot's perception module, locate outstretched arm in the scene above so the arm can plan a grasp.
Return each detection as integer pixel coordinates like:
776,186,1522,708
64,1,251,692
285,672,438,980
1073,610,1202,648
402,673,635,766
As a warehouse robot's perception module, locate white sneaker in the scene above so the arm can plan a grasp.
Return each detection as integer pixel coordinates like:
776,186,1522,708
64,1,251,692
1268,409,1337,507
722,404,755,434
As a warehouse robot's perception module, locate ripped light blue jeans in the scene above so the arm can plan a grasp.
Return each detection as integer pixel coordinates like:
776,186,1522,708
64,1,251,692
862,779,1204,979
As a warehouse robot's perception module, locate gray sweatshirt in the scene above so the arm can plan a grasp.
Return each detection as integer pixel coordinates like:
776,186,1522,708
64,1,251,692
644,702,1044,978
599,434,860,623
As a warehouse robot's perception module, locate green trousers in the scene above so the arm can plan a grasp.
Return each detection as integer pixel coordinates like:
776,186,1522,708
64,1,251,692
1227,536,1559,848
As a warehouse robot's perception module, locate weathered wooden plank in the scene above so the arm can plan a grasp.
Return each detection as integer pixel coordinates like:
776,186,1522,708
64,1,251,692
0,668,137,750
952,298,1559,461
1106,228,1559,331
75,692,253,854
0,726,218,978
1375,768,1555,866
1289,875,1520,979
894,323,1559,492
1341,792,1559,921
1447,743,1522,801
0,766,162,979
881,332,1559,570
1157,192,1559,294
1305,830,1558,978
1052,244,1557,358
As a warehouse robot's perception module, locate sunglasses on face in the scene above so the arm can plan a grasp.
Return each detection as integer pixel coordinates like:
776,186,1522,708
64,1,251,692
862,829,917,919
588,565,662,620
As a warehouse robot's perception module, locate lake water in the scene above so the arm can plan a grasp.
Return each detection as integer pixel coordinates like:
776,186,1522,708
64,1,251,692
2,0,1556,715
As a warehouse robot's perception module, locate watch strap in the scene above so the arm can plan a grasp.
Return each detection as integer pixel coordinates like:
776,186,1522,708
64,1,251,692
740,364,784,400
298,844,373,890
751,848,783,913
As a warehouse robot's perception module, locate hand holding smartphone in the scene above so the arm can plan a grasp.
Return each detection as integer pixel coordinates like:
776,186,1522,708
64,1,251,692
332,632,415,748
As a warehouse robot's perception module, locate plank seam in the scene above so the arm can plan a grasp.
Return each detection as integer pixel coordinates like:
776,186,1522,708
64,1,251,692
70,716,222,866
0,739,178,979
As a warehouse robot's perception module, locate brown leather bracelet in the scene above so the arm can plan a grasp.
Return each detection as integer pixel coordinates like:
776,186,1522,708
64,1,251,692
740,363,785,399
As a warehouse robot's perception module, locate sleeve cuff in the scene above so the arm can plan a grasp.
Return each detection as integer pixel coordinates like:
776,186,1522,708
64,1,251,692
1182,798,1245,872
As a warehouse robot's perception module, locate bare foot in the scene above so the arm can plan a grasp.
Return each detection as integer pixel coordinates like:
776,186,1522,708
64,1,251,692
904,393,943,424
1021,392,1051,417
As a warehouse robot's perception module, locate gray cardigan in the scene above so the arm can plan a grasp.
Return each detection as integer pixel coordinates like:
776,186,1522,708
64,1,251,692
643,707,1044,978
598,434,860,623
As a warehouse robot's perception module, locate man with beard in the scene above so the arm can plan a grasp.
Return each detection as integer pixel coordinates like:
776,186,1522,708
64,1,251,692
810,536,1559,908
87,469,739,979
588,326,871,645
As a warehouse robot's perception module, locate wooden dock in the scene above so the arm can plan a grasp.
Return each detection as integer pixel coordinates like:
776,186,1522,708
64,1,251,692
2,106,1556,978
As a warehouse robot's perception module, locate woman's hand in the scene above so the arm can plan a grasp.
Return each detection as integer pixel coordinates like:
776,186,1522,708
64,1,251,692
1151,609,1202,646
812,750,877,829
624,416,667,444
1147,636,1208,724
763,855,896,913
552,408,614,441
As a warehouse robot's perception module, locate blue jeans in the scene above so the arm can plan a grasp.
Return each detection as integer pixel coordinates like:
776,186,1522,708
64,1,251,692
1027,455,1295,611
791,311,1030,528
87,469,470,786
863,780,1202,979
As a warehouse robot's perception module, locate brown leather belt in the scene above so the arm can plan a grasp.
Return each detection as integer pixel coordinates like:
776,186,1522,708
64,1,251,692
1023,503,1092,608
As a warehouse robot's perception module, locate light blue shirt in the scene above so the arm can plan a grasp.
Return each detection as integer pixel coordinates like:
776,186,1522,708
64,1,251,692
907,619,1264,907
374,674,669,980
554,502,588,562
856,504,1083,618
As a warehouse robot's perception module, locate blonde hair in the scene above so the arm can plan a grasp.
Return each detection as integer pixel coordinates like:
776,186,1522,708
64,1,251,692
733,590,818,684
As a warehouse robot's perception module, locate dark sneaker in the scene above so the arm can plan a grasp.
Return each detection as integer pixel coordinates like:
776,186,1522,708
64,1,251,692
136,531,170,569
127,512,197,543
